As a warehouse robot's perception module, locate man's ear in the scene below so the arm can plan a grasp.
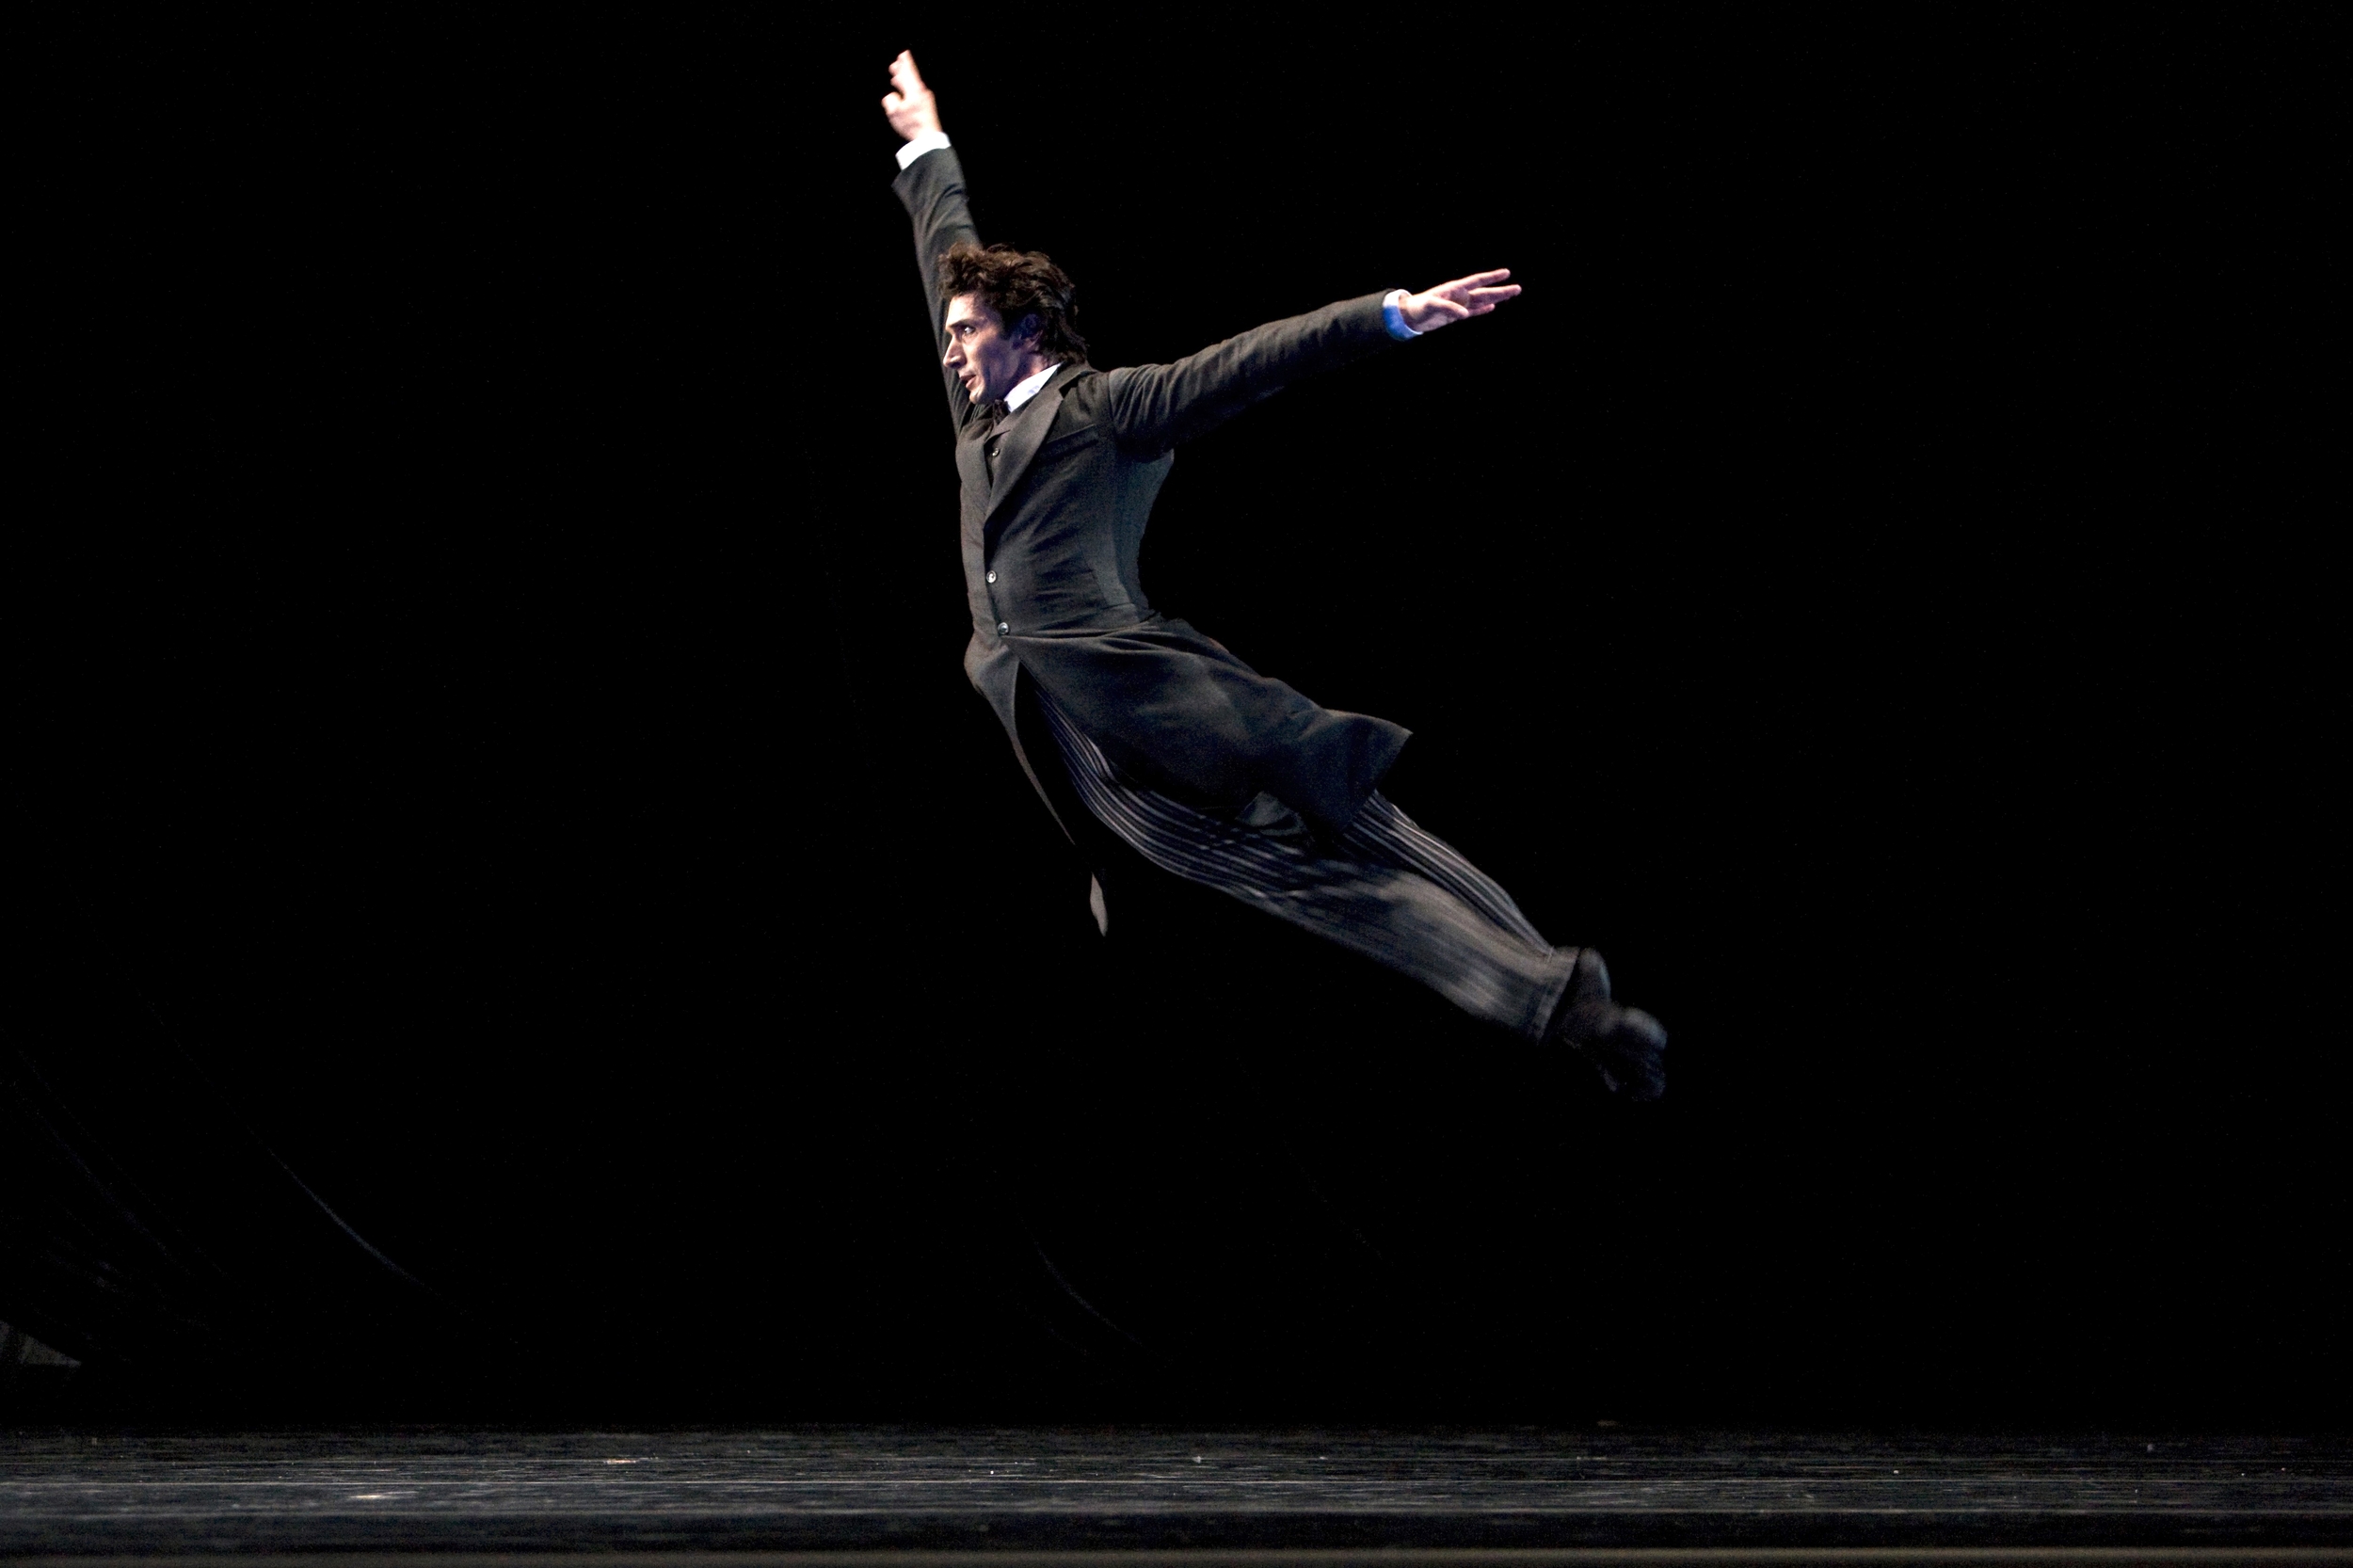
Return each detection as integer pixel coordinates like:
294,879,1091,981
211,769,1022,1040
1014,313,1043,347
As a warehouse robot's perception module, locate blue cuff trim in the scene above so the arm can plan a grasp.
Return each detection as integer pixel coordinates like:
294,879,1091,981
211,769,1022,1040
1382,289,1422,341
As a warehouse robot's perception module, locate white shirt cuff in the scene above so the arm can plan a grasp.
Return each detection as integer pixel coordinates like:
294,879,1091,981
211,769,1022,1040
896,131,952,171
1382,289,1422,340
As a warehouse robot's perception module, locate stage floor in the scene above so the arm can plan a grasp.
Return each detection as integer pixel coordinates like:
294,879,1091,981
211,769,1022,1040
3,1427,2348,1561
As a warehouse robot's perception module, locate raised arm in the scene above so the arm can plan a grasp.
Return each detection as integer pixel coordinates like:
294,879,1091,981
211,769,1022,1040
882,51,982,432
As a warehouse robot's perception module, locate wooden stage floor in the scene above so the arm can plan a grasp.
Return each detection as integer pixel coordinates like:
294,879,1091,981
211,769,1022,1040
2,1427,2347,1561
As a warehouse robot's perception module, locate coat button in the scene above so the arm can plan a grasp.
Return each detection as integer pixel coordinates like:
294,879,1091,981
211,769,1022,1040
985,569,996,584
996,620,1009,634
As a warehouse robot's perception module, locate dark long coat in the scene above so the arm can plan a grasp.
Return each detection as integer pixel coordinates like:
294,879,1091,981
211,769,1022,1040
895,147,1410,838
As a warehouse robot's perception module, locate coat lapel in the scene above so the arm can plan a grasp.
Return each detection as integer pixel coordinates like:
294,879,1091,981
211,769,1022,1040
982,372,1065,527
956,414,992,507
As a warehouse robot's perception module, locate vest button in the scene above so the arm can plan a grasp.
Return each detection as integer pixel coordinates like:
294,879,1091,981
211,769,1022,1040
985,569,997,584
996,621,1009,634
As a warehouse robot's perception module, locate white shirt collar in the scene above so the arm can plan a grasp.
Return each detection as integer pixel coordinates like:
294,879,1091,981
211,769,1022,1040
1004,360,1063,413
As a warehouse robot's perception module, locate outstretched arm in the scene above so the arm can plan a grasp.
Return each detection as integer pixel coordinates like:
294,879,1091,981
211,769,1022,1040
1105,269,1527,453
882,51,981,432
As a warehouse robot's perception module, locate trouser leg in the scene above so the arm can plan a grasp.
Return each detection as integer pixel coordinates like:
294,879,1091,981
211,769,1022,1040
1032,687,1577,1042
1013,672,1152,911
1313,790,1579,1040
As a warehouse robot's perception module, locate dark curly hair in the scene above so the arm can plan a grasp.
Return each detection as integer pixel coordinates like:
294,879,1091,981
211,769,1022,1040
938,240,1089,363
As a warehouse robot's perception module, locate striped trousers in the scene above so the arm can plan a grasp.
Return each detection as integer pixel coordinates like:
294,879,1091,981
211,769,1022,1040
1032,687,1579,1042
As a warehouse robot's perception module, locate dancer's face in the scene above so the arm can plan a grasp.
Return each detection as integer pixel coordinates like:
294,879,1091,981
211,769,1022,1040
943,294,1039,404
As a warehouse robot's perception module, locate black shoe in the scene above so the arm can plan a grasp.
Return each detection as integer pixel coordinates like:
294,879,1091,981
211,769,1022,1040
1550,948,1667,1101
1568,946,1612,1004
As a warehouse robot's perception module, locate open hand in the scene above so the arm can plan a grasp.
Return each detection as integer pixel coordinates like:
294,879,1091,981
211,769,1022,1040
1398,268,1522,333
882,51,942,141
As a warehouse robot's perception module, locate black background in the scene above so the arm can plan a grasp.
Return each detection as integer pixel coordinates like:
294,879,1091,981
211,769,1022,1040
16,8,2340,1426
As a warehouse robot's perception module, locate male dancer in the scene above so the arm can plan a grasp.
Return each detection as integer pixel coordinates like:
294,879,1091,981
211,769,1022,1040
883,52,1666,1096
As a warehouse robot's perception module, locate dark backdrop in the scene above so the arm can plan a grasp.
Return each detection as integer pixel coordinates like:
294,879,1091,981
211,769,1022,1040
16,8,2339,1426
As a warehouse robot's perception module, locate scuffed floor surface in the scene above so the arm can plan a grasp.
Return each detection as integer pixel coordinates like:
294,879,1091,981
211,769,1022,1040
2,1427,2348,1559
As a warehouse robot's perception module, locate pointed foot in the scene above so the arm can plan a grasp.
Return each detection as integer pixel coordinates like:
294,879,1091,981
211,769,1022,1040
1550,948,1666,1100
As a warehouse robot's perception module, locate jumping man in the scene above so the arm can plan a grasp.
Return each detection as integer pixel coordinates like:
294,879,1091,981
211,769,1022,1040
882,51,1667,1096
